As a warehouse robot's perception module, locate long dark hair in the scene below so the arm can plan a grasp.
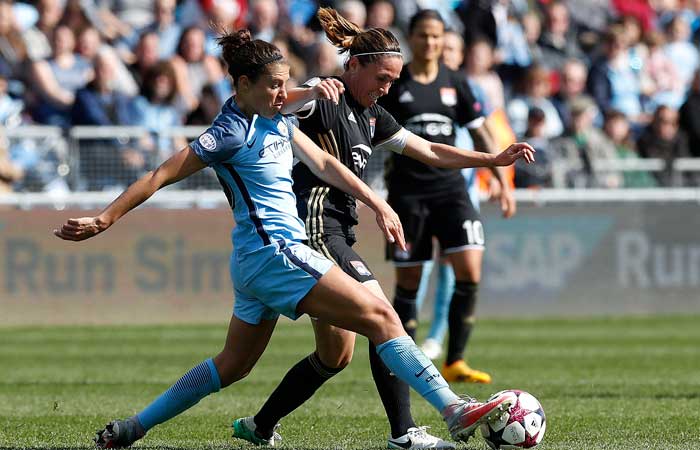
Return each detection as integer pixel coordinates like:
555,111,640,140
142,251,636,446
408,9,444,36
217,29,284,86
318,7,401,69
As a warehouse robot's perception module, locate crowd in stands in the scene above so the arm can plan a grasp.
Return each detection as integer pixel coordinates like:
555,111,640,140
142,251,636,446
2,0,700,193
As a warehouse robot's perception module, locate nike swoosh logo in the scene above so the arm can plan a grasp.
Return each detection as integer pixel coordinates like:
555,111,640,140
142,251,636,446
388,438,413,449
414,366,429,377
247,136,257,148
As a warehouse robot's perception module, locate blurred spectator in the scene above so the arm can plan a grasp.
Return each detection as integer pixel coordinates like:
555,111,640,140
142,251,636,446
587,25,646,127
71,52,144,190
663,14,699,94
120,0,181,60
494,2,531,70
249,0,279,42
97,0,154,31
132,61,187,162
23,0,63,62
185,84,220,125
637,105,691,186
60,0,95,35
641,29,684,110
200,0,247,57
521,11,544,68
29,25,94,127
366,0,409,60
603,109,657,187
563,0,612,51
514,106,555,188
272,35,308,82
507,65,563,138
0,0,28,82
611,0,656,32
552,59,596,131
465,36,505,111
457,0,497,48
0,131,22,193
77,25,139,96
128,31,160,87
536,1,586,71
337,0,367,29
0,74,22,126
679,69,700,157
552,96,622,188
171,26,225,111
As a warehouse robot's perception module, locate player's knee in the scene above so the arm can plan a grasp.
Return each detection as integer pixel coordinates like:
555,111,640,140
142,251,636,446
317,346,353,369
365,301,403,342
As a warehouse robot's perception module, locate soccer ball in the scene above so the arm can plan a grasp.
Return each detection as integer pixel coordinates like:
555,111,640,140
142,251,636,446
480,390,546,449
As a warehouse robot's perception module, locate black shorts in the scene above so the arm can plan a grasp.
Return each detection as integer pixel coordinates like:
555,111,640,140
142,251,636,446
387,190,484,266
307,233,375,283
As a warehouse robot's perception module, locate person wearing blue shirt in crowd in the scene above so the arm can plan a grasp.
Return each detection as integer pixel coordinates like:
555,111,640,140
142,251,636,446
54,28,533,449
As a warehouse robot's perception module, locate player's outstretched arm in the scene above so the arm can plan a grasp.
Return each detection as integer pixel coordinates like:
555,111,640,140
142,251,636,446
401,132,535,169
292,126,405,250
281,78,345,113
54,146,206,241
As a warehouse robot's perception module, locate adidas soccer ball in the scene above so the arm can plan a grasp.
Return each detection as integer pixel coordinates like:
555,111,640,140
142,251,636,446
480,390,546,449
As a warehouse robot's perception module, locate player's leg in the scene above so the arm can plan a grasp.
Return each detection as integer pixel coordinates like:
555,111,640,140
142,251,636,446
245,320,354,442
435,193,491,384
95,313,277,448
296,265,515,442
390,196,434,340
421,259,455,360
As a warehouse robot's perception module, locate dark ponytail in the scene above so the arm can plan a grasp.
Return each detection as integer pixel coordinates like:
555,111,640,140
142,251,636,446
217,29,284,85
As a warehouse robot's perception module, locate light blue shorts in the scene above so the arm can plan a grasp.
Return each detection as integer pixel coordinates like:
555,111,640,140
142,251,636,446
231,239,334,325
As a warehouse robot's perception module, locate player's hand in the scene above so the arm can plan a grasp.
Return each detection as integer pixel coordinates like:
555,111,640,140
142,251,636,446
312,78,345,104
497,185,517,218
53,216,109,241
374,201,406,251
493,142,535,166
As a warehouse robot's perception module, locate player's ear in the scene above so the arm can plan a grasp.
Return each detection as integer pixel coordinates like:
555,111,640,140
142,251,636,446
347,56,360,73
238,75,251,92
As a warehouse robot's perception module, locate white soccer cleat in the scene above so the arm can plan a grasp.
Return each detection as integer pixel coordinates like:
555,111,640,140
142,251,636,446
387,426,456,449
420,338,443,360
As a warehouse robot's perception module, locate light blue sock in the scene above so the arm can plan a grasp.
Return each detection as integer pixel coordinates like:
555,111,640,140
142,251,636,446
426,262,455,343
415,260,434,312
376,335,459,412
137,358,221,431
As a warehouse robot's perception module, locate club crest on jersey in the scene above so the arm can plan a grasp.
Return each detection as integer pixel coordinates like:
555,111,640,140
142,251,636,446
198,132,217,151
440,87,457,106
350,260,372,277
277,120,289,138
369,117,376,138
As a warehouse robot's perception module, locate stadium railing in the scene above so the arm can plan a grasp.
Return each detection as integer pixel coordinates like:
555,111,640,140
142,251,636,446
2,125,700,200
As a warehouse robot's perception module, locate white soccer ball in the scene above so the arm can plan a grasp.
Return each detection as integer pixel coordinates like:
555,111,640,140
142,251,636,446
480,390,546,449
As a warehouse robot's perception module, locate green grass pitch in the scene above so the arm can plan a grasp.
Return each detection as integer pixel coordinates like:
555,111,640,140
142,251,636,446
1,315,699,449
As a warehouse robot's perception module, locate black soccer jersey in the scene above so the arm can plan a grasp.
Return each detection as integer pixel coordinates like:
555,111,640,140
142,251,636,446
292,77,405,238
379,63,485,197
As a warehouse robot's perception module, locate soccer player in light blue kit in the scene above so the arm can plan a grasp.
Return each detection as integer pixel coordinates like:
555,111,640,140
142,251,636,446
54,29,534,448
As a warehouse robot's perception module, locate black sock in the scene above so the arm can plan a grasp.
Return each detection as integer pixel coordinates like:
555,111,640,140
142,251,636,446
254,352,342,438
446,281,479,365
393,285,418,340
368,340,416,438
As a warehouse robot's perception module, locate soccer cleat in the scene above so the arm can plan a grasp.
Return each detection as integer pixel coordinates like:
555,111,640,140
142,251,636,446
441,360,492,384
232,416,282,446
442,392,517,442
387,426,456,449
94,417,145,448
420,338,443,360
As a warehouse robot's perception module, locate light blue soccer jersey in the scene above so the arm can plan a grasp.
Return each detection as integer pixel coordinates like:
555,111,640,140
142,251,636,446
189,98,308,256
189,98,333,324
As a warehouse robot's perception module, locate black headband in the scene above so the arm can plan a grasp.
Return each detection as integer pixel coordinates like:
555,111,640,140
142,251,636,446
254,54,284,68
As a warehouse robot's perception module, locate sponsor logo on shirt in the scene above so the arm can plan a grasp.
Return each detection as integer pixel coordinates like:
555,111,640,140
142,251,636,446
440,87,457,106
198,133,217,151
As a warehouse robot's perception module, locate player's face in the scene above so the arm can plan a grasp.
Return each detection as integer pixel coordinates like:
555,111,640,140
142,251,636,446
409,18,444,63
350,55,402,107
251,63,290,118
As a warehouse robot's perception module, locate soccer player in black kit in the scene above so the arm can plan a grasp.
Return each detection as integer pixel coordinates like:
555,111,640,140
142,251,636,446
379,10,516,386
231,8,534,449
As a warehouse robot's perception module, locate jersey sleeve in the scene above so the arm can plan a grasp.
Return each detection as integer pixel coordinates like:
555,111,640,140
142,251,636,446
189,116,246,165
372,104,409,154
454,72,486,129
295,77,338,128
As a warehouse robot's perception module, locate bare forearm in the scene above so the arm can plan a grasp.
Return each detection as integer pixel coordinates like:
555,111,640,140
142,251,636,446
97,172,162,225
281,87,314,114
425,142,495,169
